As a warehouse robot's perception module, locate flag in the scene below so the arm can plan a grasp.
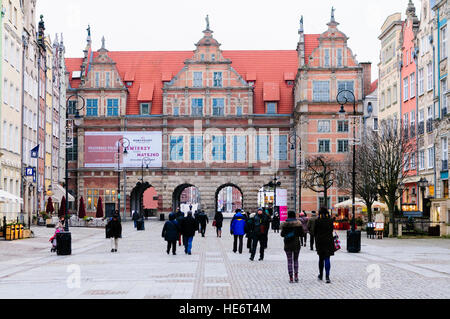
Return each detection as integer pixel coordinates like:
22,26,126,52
31,145,40,158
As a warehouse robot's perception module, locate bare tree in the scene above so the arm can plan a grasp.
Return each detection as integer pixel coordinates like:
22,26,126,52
302,155,340,209
368,121,415,225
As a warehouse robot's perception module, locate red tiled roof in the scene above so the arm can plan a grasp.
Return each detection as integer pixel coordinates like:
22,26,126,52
284,72,295,81
66,58,83,89
162,71,172,82
124,71,135,82
246,73,256,81
263,82,280,101
304,34,320,64
369,79,378,94
67,49,301,115
137,83,155,101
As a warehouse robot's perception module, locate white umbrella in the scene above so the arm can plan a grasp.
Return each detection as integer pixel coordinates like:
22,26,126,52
0,190,23,204
334,198,366,208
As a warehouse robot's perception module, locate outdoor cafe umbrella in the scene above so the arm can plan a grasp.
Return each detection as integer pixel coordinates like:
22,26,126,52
96,197,104,218
78,197,86,219
58,196,66,218
334,198,366,209
46,197,55,215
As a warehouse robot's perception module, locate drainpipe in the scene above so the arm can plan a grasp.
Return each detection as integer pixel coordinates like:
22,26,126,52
21,33,28,226
0,2,4,199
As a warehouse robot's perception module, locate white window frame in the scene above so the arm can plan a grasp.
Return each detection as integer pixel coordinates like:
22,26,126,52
427,63,433,91
428,146,435,169
418,68,424,95
317,120,331,133
419,149,425,171
410,73,415,98
403,77,409,102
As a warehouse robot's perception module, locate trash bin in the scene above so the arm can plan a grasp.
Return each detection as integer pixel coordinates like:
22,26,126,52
347,230,361,253
5,225,12,241
56,232,72,256
19,224,24,239
160,214,165,221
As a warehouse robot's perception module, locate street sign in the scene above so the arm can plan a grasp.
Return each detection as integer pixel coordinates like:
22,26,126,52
25,167,35,177
31,145,39,158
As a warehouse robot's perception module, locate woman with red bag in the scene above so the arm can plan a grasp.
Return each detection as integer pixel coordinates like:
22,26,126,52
313,207,335,284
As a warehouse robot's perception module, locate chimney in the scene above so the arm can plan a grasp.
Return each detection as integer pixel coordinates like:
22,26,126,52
360,62,372,98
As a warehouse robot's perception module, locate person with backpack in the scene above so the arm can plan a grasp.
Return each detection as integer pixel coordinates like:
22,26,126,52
180,211,198,255
280,211,305,283
230,210,246,254
314,207,335,284
162,212,180,255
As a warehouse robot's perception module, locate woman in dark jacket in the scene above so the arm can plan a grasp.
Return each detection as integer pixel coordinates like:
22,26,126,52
280,211,304,283
213,211,224,238
314,207,335,283
271,212,280,233
162,213,180,255
106,213,122,253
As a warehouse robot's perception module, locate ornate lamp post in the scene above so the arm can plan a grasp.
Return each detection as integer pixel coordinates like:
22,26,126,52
117,138,130,219
418,177,429,217
337,89,361,253
289,131,305,214
265,176,281,215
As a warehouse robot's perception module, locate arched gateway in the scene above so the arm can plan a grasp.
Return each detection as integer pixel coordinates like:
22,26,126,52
172,184,201,213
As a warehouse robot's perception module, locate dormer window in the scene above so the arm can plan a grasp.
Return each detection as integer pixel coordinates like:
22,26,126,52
211,54,216,61
286,81,294,86
248,81,255,86
266,102,277,114
140,103,151,115
126,82,133,87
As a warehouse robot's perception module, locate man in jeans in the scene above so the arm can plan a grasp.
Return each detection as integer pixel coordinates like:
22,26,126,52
180,211,198,255
230,210,246,254
249,208,270,261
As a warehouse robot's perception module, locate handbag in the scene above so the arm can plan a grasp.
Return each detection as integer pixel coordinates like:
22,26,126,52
333,232,341,252
212,220,217,227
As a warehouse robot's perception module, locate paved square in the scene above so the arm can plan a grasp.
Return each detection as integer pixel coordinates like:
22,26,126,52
0,219,449,299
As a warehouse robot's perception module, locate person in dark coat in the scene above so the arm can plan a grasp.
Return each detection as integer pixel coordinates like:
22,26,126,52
180,211,198,255
307,211,318,251
162,213,180,255
132,210,139,228
176,210,185,246
280,211,305,283
314,207,335,283
271,212,280,233
106,213,122,253
248,208,270,261
230,211,246,254
197,210,209,237
299,212,309,247
213,211,224,238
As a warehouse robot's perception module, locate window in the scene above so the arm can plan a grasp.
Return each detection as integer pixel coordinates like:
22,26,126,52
337,120,349,132
3,80,7,104
68,100,77,115
3,36,8,62
380,92,385,110
387,89,391,106
211,54,216,61
418,109,425,134
393,84,398,103
418,68,424,95
236,106,243,116
95,72,99,87
170,136,184,161
419,150,425,170
410,110,415,136
86,189,100,211
190,136,203,161
275,135,288,160
403,77,409,101
404,154,409,171
107,99,119,116
67,137,78,161
192,98,203,116
427,63,433,91
442,78,448,114
338,140,349,153
105,72,111,88
233,136,246,162
140,103,150,115
319,197,331,210
193,72,203,88
266,102,277,114
442,137,448,170
337,48,343,67
313,81,330,102
213,72,222,87
318,120,331,133
373,118,379,131
410,73,415,98
104,190,117,204
428,146,435,169
212,98,225,116
338,81,354,101
427,106,434,133
410,153,416,169
256,135,269,161
324,49,330,67
318,140,330,153
212,136,226,161
173,107,179,116
86,99,98,116
441,26,447,59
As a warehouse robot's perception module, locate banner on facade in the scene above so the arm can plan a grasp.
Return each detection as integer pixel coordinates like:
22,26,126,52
84,132,162,168
276,189,287,207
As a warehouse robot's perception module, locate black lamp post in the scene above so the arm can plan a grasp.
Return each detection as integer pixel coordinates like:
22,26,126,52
337,89,361,253
289,131,304,214
117,138,130,219
265,176,281,215
418,177,429,216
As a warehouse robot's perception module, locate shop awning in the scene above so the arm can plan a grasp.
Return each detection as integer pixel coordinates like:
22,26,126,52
0,190,23,204
263,82,280,101
137,83,155,101
51,184,75,203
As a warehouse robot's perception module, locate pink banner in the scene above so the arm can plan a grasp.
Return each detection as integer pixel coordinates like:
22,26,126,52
280,206,288,222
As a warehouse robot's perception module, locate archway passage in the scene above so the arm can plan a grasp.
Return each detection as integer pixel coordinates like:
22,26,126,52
130,182,155,217
215,184,243,218
173,184,200,213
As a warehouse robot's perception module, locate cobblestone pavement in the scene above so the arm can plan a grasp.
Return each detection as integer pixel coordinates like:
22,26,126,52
0,219,449,299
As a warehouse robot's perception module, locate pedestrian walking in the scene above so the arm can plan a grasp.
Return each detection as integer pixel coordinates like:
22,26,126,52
162,213,180,255
280,211,305,283
307,211,317,250
299,212,309,247
197,210,209,237
230,210,246,254
106,213,122,253
245,212,255,253
132,210,139,228
180,211,198,255
271,212,280,233
213,211,224,238
248,208,270,261
176,210,185,246
314,207,335,284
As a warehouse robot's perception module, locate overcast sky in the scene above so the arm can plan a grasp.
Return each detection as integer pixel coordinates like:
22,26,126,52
36,0,421,80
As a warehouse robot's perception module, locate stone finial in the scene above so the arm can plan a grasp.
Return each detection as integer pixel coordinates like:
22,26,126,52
101,36,105,49
299,15,304,33
205,14,210,30
331,7,335,22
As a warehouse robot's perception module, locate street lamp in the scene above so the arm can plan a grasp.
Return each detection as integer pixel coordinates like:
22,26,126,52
141,157,151,182
289,132,303,213
337,89,361,253
418,177,429,216
117,138,130,219
265,176,281,215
